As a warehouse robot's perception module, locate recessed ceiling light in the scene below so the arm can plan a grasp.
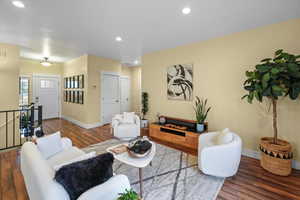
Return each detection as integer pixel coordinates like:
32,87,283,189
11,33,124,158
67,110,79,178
115,36,122,42
12,0,25,8
182,7,191,15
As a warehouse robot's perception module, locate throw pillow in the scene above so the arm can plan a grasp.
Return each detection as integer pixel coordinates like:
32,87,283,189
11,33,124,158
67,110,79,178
55,153,114,200
53,151,96,171
36,132,63,159
122,112,135,124
216,128,233,145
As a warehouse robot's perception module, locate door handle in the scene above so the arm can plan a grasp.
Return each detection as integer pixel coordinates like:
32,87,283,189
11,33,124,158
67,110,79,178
116,100,119,103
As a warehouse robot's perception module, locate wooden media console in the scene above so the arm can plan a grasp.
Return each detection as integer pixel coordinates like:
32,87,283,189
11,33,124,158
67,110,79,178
149,116,207,152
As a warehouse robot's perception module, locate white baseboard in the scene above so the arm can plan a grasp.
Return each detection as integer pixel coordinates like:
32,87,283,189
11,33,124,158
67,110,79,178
242,148,300,170
61,115,102,129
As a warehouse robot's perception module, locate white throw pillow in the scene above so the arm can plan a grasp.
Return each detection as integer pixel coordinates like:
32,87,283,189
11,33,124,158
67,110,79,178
216,128,233,145
36,132,63,159
53,151,96,171
122,112,135,124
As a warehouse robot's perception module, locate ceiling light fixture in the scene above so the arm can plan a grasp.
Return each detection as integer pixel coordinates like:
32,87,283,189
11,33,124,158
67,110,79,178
182,7,191,15
12,0,25,8
115,36,123,42
134,60,139,65
40,57,52,67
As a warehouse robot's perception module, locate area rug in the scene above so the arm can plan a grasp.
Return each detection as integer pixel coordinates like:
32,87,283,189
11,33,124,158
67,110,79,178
83,139,224,200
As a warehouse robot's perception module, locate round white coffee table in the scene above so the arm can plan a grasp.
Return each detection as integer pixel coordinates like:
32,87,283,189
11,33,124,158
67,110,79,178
107,141,156,198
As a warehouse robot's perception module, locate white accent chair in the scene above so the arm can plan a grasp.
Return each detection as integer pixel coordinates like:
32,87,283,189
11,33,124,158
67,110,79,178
112,113,140,140
21,137,131,200
198,130,242,177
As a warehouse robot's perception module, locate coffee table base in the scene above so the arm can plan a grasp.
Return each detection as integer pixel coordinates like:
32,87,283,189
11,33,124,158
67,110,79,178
139,168,143,198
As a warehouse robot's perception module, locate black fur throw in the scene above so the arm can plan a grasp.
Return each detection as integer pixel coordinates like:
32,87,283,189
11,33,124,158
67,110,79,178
54,153,114,200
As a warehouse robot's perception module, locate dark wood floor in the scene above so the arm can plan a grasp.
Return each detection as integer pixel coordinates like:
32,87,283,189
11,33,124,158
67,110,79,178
1,119,300,200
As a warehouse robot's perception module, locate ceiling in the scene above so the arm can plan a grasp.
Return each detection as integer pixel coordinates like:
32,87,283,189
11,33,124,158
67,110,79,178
0,0,300,64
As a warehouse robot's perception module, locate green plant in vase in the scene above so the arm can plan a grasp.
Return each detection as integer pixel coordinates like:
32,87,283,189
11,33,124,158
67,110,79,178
194,96,211,132
242,49,300,176
118,189,140,200
141,92,149,128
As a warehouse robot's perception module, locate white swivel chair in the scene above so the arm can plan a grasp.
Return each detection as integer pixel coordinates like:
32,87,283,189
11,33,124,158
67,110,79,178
112,113,140,140
198,129,242,177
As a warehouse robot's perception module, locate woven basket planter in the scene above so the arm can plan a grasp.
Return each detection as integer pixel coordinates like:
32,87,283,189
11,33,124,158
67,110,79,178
259,137,292,176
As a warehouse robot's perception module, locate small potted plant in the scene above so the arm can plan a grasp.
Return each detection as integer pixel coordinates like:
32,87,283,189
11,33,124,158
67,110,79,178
194,96,211,132
118,189,140,200
141,92,149,128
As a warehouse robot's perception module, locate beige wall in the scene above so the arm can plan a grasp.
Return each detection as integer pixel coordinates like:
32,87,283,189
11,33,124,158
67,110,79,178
86,55,122,124
20,58,63,76
62,55,89,123
0,43,20,111
20,58,63,103
121,66,142,114
142,18,300,161
130,67,142,114
0,43,20,148
61,55,142,125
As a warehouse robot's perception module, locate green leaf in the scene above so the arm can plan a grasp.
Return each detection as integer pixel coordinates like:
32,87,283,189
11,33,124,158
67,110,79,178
262,73,270,82
275,49,283,56
288,63,299,72
244,85,254,91
262,87,272,96
245,71,252,78
261,58,272,63
272,85,283,96
247,92,254,103
254,91,260,102
241,94,248,100
272,85,283,92
271,68,280,74
256,65,271,73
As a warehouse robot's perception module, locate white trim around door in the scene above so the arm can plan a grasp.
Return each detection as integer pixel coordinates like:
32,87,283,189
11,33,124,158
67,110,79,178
32,74,62,119
100,71,121,125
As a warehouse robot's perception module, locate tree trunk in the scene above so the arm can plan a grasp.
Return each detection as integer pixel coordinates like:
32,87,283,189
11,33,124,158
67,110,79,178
272,99,278,144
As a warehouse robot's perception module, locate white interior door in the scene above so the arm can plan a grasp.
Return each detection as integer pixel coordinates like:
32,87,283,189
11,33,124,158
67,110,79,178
33,75,60,120
120,77,131,113
102,73,120,124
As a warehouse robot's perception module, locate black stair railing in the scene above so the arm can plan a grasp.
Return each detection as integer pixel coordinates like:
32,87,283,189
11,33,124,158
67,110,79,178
0,104,43,151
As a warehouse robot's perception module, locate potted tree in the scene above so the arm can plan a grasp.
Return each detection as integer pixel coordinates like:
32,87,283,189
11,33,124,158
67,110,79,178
141,92,149,128
242,49,300,176
194,96,211,132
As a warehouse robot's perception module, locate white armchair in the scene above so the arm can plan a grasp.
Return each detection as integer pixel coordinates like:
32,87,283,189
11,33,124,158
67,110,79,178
112,113,140,140
198,130,242,177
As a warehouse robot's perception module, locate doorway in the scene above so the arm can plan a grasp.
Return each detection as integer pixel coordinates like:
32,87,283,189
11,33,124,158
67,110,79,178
33,75,60,120
101,73,131,124
101,73,121,124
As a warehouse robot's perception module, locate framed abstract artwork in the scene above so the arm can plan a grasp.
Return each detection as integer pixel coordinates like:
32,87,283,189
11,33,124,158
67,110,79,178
167,64,193,101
